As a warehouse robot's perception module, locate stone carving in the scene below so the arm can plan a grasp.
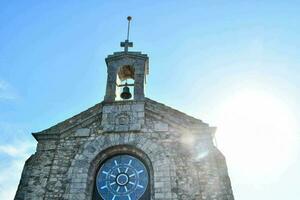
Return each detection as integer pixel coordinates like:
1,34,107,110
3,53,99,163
115,113,130,125
101,102,145,132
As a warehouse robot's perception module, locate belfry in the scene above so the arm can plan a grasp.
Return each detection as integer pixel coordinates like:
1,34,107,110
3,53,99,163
15,17,234,200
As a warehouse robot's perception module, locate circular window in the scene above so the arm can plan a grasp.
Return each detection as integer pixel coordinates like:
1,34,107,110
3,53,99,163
96,154,149,200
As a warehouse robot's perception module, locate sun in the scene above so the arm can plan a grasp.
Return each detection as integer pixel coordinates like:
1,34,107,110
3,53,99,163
214,88,298,183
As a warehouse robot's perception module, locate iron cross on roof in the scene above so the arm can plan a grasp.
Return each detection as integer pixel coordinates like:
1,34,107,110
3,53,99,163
120,16,133,52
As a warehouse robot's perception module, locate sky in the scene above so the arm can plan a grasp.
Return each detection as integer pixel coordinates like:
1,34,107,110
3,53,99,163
0,1,300,199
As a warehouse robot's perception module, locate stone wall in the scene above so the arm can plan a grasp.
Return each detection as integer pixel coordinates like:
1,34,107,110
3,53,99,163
15,99,234,200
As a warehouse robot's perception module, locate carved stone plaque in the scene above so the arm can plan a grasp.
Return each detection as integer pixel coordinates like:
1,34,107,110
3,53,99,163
101,102,144,132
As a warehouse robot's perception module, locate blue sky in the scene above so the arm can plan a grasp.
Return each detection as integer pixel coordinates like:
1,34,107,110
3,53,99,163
0,1,300,199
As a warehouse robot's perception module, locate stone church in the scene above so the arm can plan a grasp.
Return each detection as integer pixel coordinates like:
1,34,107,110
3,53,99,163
15,18,234,200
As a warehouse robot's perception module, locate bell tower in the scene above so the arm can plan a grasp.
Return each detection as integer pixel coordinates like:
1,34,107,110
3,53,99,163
104,16,149,102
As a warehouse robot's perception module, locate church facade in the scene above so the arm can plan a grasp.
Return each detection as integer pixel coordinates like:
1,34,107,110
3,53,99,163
15,19,234,200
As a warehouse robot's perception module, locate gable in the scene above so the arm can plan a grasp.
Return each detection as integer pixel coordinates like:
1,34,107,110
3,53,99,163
32,98,215,141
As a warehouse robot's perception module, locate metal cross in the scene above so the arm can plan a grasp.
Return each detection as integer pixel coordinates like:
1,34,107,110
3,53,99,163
120,16,133,52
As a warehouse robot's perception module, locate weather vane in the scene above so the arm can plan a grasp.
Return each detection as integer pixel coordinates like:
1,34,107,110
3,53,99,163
120,16,133,52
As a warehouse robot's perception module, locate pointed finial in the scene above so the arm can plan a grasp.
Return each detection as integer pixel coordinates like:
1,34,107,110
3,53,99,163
127,16,132,40
120,16,133,52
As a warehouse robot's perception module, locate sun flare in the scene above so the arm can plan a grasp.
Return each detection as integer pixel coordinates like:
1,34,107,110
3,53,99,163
215,89,298,183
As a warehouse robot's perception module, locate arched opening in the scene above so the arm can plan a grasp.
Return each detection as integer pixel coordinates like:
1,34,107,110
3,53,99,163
91,145,153,200
116,65,135,101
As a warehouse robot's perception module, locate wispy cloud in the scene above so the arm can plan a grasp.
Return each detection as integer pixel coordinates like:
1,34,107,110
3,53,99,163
0,143,33,157
0,123,35,200
0,80,19,100
0,145,20,157
0,157,30,200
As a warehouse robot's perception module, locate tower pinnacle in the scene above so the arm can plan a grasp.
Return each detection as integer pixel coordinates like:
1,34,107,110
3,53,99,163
120,16,133,52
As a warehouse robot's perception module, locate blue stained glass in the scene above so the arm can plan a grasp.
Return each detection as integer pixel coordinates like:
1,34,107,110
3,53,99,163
96,155,149,200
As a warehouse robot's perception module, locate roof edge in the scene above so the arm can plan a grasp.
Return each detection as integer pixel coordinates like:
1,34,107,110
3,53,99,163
32,102,103,139
145,98,210,127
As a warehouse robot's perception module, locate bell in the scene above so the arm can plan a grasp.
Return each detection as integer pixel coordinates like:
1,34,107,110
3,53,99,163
120,85,132,99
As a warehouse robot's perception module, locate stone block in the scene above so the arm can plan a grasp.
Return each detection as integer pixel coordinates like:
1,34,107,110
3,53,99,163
154,122,169,132
74,128,90,137
129,123,141,131
132,103,144,112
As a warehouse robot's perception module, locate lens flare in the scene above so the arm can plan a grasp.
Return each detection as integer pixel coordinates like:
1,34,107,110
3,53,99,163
215,89,298,184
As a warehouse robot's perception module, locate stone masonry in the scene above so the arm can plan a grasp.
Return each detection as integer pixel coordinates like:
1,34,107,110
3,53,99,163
15,98,234,200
